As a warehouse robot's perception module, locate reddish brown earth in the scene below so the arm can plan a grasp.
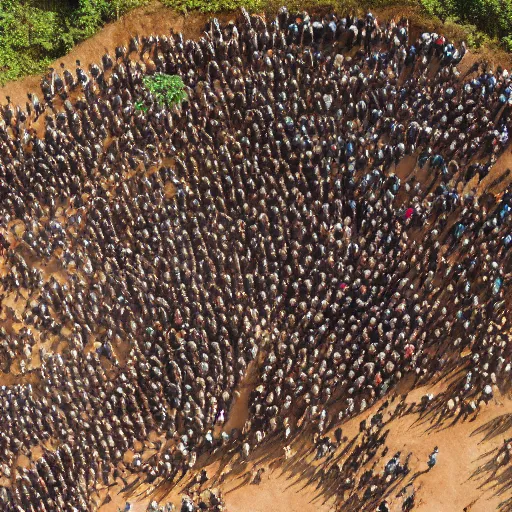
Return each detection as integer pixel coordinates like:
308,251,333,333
95,377,512,512
0,3,511,512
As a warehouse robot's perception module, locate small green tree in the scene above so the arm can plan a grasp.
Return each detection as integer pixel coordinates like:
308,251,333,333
135,74,187,112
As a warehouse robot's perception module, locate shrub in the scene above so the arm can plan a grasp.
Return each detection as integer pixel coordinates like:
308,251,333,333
135,74,187,111
503,36,512,53
421,0,512,44
162,0,263,14
421,0,457,21
109,0,151,20
0,0,67,83
71,0,106,39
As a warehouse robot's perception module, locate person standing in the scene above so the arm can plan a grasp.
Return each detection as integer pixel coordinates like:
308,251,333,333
427,447,439,470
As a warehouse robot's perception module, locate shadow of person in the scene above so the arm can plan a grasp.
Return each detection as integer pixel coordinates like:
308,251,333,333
408,468,430,483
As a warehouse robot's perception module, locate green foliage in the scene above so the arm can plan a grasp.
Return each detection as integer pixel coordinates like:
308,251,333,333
457,22,490,49
110,0,150,19
457,0,512,39
0,0,64,83
420,0,512,46
161,0,263,14
0,0,148,85
135,74,187,111
72,0,148,37
421,0,456,20
503,36,512,53
71,0,106,39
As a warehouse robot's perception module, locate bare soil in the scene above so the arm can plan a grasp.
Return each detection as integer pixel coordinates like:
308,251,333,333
98,378,512,512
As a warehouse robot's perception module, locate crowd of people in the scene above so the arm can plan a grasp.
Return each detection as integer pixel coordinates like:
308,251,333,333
0,6,509,511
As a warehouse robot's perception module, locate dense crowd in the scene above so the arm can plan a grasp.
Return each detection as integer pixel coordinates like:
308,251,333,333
0,7,510,511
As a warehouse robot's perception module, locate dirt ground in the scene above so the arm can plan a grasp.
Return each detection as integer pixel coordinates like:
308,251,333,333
0,3,511,512
223,393,512,512
96,376,512,512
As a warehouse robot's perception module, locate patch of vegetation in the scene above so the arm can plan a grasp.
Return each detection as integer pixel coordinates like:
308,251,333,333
0,0,148,85
135,74,187,112
162,0,365,15
420,0,512,49
162,0,261,14
503,36,512,53
423,0,512,40
0,0,62,83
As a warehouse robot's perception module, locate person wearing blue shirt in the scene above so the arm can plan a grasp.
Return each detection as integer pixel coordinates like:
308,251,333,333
427,447,439,470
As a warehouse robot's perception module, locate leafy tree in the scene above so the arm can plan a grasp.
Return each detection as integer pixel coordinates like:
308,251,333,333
135,74,187,111
72,0,107,39
0,0,66,83
421,0,512,40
